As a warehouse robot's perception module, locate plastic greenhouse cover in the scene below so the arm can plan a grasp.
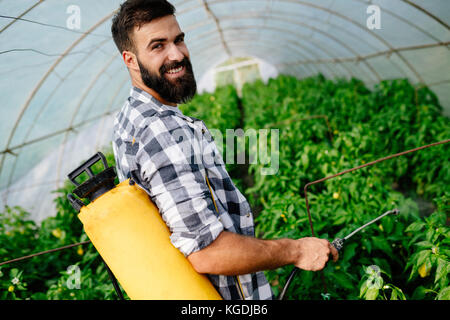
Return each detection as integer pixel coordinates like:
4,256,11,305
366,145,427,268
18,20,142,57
0,0,449,222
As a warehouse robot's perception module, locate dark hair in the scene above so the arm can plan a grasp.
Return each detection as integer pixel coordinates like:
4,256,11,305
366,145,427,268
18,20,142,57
111,0,176,53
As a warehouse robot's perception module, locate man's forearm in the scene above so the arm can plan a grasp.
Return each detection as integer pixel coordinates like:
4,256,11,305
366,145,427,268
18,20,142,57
187,231,299,276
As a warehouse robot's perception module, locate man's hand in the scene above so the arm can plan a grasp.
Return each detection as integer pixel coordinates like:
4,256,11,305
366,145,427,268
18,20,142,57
187,232,339,276
293,237,339,271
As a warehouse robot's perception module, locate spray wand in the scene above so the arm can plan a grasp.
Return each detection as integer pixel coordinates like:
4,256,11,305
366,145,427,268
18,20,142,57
331,208,399,252
278,208,399,300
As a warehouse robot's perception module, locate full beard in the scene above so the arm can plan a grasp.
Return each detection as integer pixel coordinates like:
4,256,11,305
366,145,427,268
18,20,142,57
137,56,197,105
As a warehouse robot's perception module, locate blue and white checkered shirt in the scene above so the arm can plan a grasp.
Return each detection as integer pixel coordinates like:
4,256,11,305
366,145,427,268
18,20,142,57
112,87,273,300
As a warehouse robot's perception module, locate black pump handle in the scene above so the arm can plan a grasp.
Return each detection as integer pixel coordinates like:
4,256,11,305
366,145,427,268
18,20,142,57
68,152,109,187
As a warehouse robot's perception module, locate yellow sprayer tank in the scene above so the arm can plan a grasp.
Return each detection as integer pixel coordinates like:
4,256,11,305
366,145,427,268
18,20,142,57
67,152,222,300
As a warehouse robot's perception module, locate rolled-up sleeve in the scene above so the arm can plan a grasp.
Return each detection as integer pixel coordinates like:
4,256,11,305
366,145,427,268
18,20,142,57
135,115,224,257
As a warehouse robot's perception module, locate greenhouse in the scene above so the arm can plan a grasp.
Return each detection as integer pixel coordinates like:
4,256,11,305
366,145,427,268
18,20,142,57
0,0,449,301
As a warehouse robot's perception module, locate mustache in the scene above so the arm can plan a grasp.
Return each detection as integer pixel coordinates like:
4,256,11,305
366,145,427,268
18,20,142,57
160,57,189,74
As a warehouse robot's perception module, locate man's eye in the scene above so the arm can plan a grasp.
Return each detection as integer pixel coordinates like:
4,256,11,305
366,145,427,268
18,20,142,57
176,37,184,44
152,43,163,50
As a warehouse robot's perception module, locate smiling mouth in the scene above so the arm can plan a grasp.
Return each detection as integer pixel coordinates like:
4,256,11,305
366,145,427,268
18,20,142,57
165,66,184,75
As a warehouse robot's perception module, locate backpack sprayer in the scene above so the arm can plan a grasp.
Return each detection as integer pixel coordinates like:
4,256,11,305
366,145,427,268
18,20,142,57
278,208,400,300
67,152,222,300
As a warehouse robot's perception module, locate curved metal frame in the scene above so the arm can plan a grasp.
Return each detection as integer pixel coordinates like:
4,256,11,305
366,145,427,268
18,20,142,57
0,0,44,34
198,38,346,80
188,23,381,81
201,0,231,57
194,0,426,82
1,80,128,201
53,57,123,186
401,0,449,30
199,40,327,78
3,54,121,193
192,24,387,82
185,9,383,53
0,12,115,182
51,74,129,205
16,37,113,153
354,0,445,44
195,38,331,79
282,42,449,72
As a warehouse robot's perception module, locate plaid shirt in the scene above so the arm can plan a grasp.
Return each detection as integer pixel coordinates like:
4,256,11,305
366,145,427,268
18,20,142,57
112,87,273,300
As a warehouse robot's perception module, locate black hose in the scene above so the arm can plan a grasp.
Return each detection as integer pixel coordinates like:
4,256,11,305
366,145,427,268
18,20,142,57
278,267,298,300
103,260,125,300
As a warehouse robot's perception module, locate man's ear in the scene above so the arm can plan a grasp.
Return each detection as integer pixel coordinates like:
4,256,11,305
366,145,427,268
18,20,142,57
123,50,139,71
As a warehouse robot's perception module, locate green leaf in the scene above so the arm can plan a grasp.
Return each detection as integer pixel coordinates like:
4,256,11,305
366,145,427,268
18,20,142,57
411,286,429,299
390,289,398,300
360,280,368,297
343,242,358,261
372,238,393,256
349,182,357,198
382,216,394,234
332,215,348,226
361,238,372,254
415,241,433,249
436,286,450,300
365,287,379,300
387,284,407,300
329,271,355,290
416,250,431,269
287,204,295,215
435,258,449,285
405,221,425,233
10,268,19,278
301,153,309,169
426,228,435,242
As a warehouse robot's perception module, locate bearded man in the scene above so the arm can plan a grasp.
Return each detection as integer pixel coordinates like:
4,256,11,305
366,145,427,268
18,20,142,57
111,0,338,300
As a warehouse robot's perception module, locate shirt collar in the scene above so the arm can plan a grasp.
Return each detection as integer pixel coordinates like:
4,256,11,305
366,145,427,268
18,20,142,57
130,86,184,116
129,86,202,124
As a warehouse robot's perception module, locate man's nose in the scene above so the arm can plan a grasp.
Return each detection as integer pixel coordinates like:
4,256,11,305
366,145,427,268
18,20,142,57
167,43,185,61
